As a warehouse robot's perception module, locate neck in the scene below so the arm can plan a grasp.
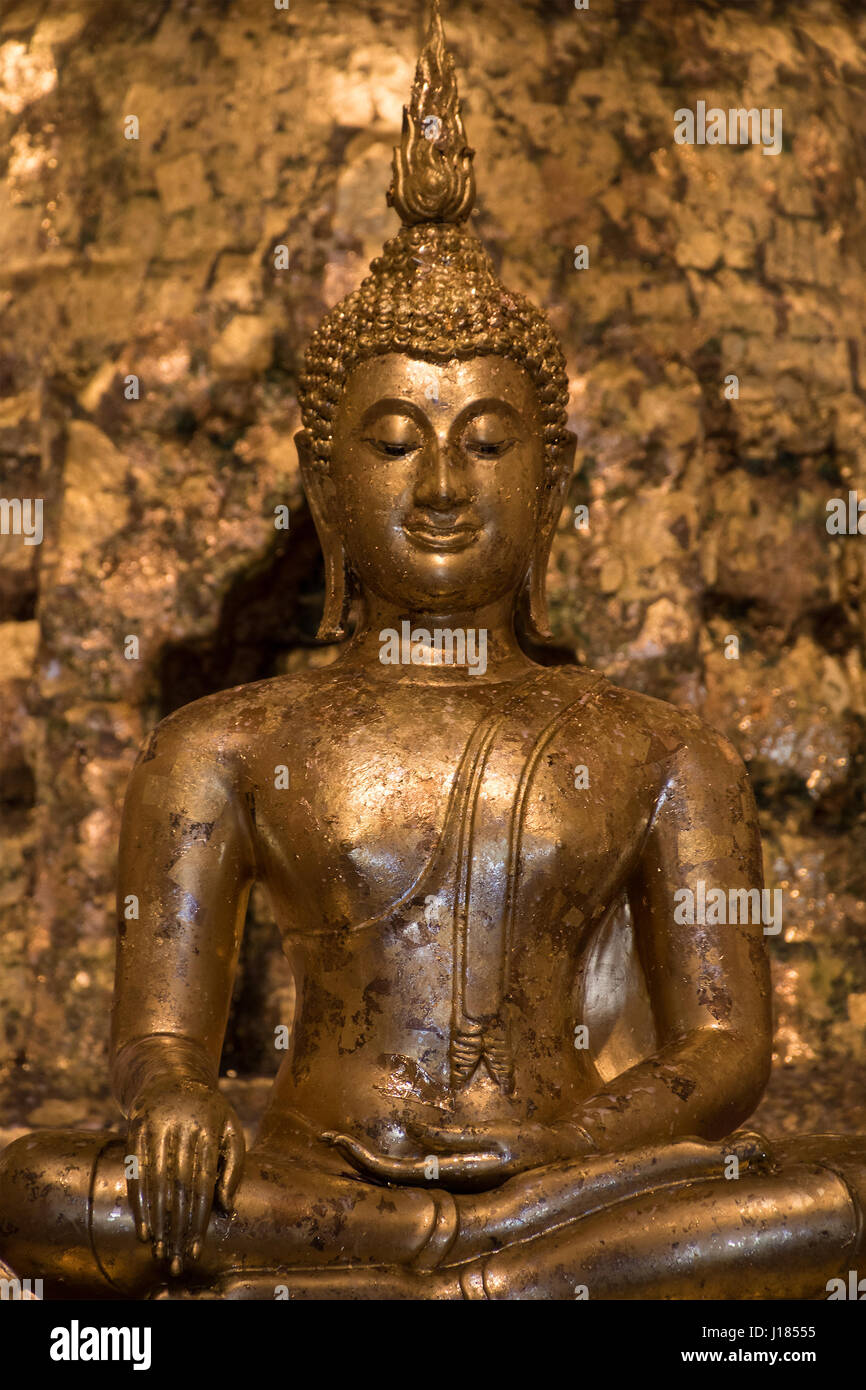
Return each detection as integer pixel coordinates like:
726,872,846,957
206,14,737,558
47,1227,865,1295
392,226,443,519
336,592,535,684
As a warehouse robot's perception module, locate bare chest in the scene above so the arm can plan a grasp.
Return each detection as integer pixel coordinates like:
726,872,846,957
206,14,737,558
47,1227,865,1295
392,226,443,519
251,682,662,945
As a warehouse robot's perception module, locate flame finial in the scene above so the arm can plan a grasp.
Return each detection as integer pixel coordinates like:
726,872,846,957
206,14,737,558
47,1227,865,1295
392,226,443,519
388,0,476,225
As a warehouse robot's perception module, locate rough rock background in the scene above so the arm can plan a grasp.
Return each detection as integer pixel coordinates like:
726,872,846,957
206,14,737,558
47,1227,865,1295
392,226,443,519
0,0,864,1143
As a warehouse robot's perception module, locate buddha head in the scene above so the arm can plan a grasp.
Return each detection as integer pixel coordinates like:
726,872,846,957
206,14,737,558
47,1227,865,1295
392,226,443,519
296,0,575,647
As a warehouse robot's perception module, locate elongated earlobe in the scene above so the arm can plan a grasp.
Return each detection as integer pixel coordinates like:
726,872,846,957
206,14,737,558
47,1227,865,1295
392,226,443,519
522,531,556,641
519,433,576,642
296,430,352,642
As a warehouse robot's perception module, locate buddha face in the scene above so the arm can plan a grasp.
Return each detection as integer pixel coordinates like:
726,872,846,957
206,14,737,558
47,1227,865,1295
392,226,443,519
326,353,550,614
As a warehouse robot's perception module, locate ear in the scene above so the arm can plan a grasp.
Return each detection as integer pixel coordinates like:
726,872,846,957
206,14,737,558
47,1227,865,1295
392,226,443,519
542,429,577,531
521,430,577,641
296,430,352,642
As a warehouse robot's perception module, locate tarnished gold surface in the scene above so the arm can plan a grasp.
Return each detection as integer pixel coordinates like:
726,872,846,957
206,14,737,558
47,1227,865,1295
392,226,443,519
388,0,475,226
1,1,866,1300
1,0,864,1131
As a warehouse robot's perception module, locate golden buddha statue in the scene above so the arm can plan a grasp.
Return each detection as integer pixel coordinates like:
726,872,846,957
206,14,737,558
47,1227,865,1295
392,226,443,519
2,1,865,1301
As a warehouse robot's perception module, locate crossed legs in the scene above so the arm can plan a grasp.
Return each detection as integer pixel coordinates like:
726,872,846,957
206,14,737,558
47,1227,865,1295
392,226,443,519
2,1129,865,1299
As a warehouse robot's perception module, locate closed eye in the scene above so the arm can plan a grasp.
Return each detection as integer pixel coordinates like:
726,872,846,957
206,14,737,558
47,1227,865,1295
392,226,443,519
465,438,515,459
362,437,422,459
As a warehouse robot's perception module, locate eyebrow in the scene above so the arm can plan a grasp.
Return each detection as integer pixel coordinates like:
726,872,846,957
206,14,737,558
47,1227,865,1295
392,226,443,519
358,394,522,430
358,397,427,430
458,397,523,427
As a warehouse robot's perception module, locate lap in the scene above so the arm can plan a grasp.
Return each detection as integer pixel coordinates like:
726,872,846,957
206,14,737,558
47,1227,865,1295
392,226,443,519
3,1124,865,1299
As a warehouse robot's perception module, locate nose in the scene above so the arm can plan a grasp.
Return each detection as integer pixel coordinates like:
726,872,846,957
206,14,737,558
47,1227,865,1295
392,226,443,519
413,426,471,513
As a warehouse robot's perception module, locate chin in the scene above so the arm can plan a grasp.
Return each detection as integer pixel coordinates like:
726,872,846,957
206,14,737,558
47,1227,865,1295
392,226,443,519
401,571,501,611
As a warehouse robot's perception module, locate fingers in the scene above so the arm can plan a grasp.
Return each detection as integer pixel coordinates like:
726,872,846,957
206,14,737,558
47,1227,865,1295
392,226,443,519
323,1132,431,1182
323,1132,503,1186
189,1132,218,1262
216,1118,245,1213
437,1152,504,1180
168,1129,196,1276
133,1124,221,1274
124,1093,241,1273
406,1122,503,1155
148,1124,172,1260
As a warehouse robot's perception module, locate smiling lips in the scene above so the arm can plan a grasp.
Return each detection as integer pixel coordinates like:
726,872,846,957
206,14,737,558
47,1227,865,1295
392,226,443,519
403,519,481,553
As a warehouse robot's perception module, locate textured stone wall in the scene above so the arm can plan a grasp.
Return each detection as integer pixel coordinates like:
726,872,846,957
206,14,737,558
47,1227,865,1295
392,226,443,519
0,0,864,1138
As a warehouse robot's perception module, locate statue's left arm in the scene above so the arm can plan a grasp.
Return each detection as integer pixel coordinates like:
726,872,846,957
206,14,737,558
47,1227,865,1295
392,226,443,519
569,722,773,1154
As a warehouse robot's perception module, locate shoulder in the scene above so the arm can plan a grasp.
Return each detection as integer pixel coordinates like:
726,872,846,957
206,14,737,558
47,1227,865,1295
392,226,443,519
552,664,749,782
133,666,338,778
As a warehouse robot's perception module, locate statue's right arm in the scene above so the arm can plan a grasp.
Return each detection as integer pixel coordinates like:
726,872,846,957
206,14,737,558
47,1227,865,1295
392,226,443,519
109,705,256,1275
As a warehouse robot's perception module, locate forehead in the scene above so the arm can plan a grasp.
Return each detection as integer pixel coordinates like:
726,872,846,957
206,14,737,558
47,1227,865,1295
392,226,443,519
338,353,540,418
